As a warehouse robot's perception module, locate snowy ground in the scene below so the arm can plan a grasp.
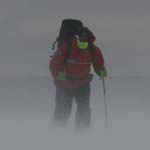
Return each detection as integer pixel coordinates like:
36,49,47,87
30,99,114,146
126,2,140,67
0,76,150,150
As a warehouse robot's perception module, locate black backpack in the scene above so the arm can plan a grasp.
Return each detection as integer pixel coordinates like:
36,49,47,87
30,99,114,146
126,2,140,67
52,19,95,64
52,19,83,50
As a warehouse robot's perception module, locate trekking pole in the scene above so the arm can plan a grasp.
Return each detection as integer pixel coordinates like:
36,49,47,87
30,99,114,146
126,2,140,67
102,77,108,128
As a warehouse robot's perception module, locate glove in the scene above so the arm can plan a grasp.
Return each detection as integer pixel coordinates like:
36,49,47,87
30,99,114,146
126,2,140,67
99,66,107,77
56,71,66,81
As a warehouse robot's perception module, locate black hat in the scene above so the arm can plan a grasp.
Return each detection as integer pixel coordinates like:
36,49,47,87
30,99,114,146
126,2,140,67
78,27,89,38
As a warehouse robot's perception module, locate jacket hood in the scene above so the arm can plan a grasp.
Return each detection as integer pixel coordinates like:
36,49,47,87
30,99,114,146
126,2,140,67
78,26,96,43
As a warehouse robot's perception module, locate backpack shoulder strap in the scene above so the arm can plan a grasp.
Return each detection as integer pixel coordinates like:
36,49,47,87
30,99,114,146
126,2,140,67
52,37,58,50
63,39,73,63
89,44,101,75
88,44,94,63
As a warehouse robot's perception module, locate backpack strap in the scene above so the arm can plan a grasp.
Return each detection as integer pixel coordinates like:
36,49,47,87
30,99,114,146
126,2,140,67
63,40,100,76
89,44,99,74
63,39,73,63
88,44,94,63
52,37,58,50
64,41,94,64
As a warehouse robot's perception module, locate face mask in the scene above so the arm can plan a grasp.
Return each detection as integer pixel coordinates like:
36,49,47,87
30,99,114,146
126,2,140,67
77,39,89,49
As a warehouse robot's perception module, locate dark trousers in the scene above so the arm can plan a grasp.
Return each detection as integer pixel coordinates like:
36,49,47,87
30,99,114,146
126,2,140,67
53,83,91,130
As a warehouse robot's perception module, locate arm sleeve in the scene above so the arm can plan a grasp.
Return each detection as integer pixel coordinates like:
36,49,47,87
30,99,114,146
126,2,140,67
91,45,105,75
49,44,67,79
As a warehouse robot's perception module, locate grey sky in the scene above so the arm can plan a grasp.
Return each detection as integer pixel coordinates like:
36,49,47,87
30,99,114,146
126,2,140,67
0,0,150,78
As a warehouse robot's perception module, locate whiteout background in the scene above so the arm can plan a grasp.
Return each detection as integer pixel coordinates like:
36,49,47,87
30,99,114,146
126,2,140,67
0,0,150,150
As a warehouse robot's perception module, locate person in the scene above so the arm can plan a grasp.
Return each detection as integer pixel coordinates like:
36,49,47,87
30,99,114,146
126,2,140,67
49,26,107,131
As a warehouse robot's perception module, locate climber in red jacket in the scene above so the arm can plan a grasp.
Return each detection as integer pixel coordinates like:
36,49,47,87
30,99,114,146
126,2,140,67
49,26,107,130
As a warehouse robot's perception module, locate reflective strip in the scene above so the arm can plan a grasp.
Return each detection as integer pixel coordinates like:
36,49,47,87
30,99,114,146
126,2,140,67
76,62,91,64
66,59,90,64
66,59,78,63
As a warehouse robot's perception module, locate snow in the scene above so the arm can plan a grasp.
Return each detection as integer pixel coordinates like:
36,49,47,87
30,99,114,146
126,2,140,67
1,0,150,149
0,76,150,150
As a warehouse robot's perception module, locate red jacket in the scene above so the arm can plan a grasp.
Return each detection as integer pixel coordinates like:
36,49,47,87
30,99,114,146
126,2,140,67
49,38,104,88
